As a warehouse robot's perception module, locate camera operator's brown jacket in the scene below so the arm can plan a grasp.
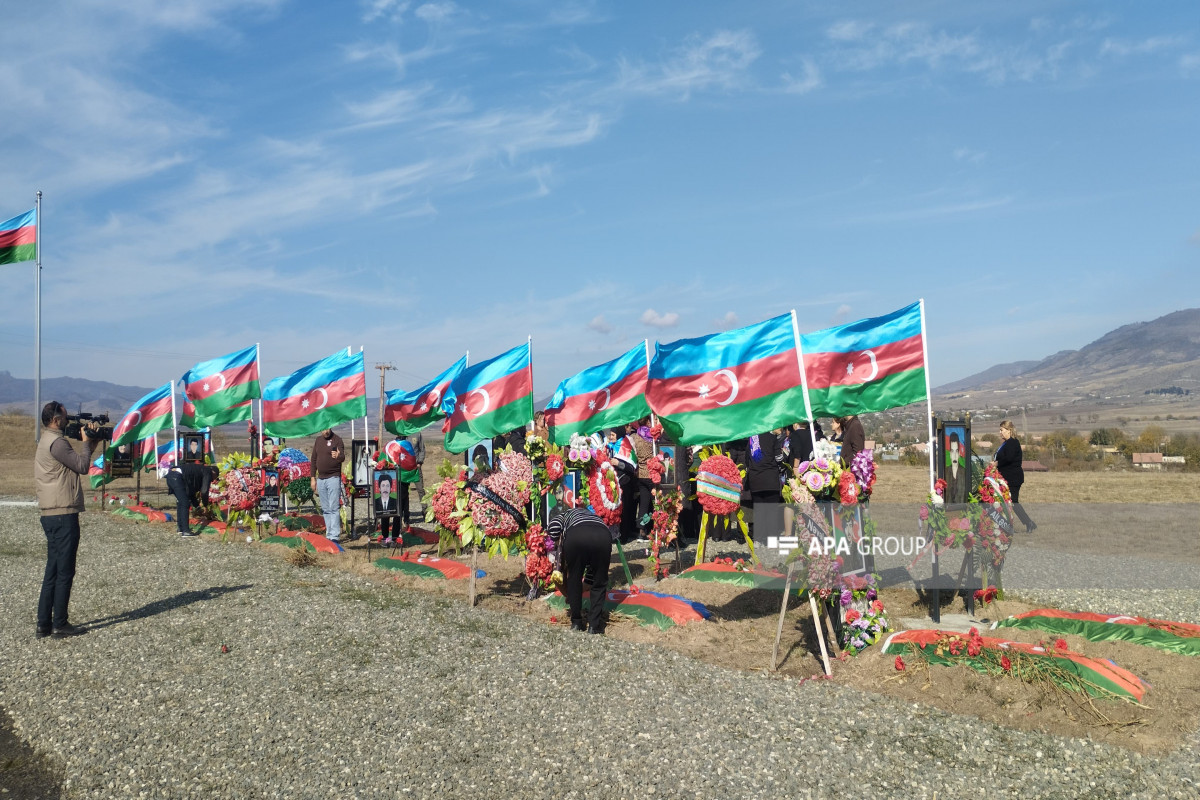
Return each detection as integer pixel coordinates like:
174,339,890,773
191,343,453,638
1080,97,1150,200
35,430,94,516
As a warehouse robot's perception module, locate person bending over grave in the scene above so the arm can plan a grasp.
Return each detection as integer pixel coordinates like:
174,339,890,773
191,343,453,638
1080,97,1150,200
546,493,613,635
166,461,218,537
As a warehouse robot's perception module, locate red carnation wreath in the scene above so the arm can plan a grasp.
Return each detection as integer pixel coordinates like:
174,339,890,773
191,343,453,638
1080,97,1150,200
695,453,742,516
588,458,623,526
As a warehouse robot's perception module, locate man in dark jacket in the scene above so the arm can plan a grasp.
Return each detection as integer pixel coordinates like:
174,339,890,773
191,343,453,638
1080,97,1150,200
166,461,217,537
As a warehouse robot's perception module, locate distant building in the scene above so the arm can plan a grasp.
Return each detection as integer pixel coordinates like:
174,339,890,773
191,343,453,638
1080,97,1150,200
1162,456,1187,465
1022,460,1049,472
1132,453,1164,470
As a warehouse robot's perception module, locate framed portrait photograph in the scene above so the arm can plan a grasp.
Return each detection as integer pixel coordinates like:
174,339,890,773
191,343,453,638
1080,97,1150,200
544,469,582,525
350,439,372,489
938,419,971,505
182,432,206,464
465,439,493,477
259,469,281,514
656,439,679,488
109,442,134,478
373,468,399,518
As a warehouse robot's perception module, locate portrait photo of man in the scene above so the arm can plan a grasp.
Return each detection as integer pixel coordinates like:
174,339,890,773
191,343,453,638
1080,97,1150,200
374,470,398,516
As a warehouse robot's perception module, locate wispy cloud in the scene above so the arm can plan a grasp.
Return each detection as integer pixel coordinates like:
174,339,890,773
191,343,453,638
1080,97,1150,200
615,30,760,98
587,315,613,334
953,146,986,164
781,58,822,94
1099,35,1185,58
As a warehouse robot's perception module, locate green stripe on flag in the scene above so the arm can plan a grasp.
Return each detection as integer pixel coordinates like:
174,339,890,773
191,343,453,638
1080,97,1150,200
0,243,37,265
386,413,439,436
658,385,807,447
112,411,174,448
190,400,254,429
996,615,1200,657
192,381,260,418
549,395,650,445
374,559,447,579
806,367,926,418
545,593,678,630
444,394,533,454
264,395,368,438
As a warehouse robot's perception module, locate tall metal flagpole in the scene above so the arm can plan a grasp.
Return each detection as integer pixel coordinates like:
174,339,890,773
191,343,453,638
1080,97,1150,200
919,298,936,495
170,380,179,472
256,342,263,458
33,191,42,442
790,310,820,458
526,337,534,428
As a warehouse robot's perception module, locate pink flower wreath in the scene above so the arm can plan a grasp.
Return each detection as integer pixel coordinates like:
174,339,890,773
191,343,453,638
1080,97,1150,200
695,453,742,516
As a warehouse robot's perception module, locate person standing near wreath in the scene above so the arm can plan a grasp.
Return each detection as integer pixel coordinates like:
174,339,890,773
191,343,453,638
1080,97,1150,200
837,414,865,468
546,498,612,634
995,420,1037,532
34,401,102,639
310,428,346,543
166,461,218,537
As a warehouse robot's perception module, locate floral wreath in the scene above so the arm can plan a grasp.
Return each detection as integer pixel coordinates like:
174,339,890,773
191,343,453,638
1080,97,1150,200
695,453,741,516
587,457,623,526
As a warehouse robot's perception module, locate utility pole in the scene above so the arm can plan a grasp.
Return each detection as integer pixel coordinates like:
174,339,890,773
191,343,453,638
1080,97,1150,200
375,362,396,443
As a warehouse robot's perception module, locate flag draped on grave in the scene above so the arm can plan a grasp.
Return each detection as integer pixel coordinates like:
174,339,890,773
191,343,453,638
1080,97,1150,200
262,349,367,438
440,342,533,454
111,383,175,449
384,355,467,435
800,301,927,417
646,313,805,446
180,345,260,427
544,343,651,445
0,209,36,265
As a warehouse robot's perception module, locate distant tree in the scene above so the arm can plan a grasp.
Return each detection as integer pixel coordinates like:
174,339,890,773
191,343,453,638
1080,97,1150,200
1089,428,1126,447
1136,425,1168,453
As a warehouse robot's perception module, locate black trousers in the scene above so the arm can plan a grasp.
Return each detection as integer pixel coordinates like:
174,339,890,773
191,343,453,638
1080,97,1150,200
38,513,81,629
166,471,192,533
562,523,612,633
636,478,655,537
618,473,638,541
379,485,412,537
1009,482,1035,529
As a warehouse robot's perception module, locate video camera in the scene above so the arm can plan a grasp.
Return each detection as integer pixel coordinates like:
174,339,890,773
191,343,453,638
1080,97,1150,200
63,413,114,442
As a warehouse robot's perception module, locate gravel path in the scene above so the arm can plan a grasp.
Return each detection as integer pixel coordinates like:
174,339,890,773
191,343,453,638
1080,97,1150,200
2,506,1199,799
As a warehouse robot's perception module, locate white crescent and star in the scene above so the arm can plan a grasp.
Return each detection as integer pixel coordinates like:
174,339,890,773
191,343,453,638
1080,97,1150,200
119,410,141,434
846,350,879,381
598,388,611,411
314,388,329,409
213,373,227,392
714,369,739,406
469,388,491,415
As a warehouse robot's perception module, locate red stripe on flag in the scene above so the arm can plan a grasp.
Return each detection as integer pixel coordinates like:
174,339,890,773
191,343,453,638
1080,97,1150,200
385,380,452,424
444,370,530,429
646,350,798,416
802,333,923,391
263,372,366,423
0,225,35,249
185,361,259,402
547,366,647,427
113,396,174,438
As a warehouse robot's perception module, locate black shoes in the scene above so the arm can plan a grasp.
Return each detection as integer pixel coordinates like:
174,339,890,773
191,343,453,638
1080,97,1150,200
36,626,51,639
180,530,200,538
51,624,88,639
1026,522,1038,533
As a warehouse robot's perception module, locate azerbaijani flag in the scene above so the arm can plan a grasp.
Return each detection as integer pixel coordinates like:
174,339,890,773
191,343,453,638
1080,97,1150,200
799,301,927,417
544,343,650,445
0,209,36,265
384,355,467,436
262,349,367,438
134,434,157,471
88,452,109,490
646,313,805,446
440,342,532,454
180,345,260,427
111,382,175,448
179,396,251,429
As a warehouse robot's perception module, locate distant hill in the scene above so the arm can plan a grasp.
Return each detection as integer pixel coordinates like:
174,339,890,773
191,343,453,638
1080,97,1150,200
0,371,156,417
935,308,1200,405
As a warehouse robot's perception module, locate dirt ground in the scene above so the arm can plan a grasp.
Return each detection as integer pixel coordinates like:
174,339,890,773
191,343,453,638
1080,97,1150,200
6,422,1200,758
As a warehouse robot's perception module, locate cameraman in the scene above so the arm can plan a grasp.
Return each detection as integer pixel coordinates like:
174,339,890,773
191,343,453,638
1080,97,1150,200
34,401,102,639
166,461,218,537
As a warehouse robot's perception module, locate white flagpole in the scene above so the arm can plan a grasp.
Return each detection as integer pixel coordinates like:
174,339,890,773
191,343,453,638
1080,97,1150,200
33,191,42,442
790,310,819,458
643,340,659,454
170,380,179,470
360,346,369,446
526,337,534,428
919,298,936,495
255,342,263,458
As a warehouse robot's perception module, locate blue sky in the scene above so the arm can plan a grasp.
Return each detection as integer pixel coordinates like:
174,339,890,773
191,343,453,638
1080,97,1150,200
1,0,1197,399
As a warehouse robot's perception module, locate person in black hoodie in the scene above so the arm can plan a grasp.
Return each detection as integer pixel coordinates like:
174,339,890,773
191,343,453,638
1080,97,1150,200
166,461,218,537
742,430,783,538
995,420,1036,532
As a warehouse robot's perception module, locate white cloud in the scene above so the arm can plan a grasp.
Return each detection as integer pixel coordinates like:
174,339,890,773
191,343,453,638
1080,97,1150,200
716,311,739,329
833,304,852,324
1099,36,1184,58
615,30,760,98
1178,53,1200,74
781,58,822,94
587,315,613,334
415,2,459,24
641,309,680,329
362,0,409,23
